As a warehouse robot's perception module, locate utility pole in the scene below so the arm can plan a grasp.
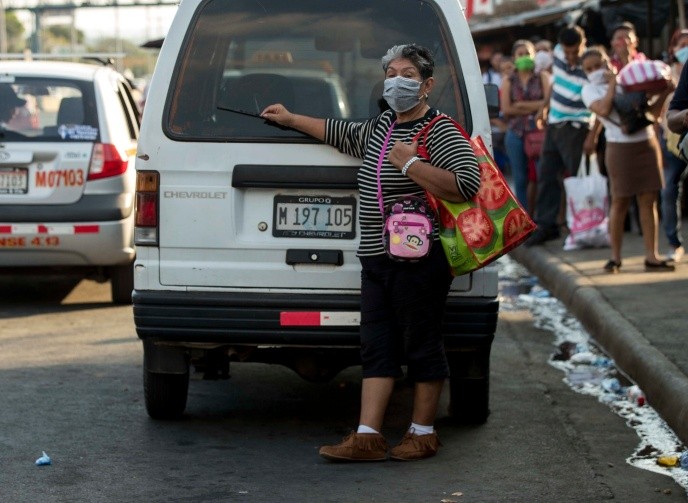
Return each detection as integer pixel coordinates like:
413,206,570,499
31,2,43,53
0,0,8,53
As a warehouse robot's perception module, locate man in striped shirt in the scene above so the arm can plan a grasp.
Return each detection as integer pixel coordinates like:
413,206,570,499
527,25,597,246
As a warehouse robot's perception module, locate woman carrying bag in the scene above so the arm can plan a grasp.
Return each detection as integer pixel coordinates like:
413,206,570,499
581,46,675,273
500,39,550,214
263,44,480,462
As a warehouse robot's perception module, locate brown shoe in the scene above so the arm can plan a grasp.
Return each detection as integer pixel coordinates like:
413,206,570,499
389,431,442,461
319,431,388,462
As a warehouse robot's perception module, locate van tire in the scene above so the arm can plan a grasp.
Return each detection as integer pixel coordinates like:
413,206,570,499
448,375,490,424
447,350,490,424
144,369,189,420
110,262,134,304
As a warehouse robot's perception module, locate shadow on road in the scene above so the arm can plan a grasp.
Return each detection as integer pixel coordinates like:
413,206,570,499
0,274,82,303
0,274,116,318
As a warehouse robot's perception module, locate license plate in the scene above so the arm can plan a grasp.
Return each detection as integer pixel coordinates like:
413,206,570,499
273,195,356,239
0,167,28,194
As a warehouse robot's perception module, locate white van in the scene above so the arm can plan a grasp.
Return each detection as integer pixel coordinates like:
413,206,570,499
133,0,500,421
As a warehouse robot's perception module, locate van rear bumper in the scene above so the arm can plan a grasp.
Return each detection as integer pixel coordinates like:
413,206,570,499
132,290,498,347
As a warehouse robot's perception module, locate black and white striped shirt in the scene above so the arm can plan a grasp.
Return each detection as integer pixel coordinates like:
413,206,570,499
325,108,480,257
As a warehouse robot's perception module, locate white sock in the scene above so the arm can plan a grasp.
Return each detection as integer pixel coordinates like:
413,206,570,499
409,422,434,435
357,424,379,434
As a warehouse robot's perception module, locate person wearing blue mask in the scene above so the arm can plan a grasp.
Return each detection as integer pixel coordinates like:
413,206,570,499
261,44,481,462
659,30,688,263
675,42,688,67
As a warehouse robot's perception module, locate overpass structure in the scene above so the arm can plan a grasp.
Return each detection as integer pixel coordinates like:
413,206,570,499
4,0,177,10
2,0,178,51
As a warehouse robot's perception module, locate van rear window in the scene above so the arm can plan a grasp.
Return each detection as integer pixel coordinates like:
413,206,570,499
165,0,469,141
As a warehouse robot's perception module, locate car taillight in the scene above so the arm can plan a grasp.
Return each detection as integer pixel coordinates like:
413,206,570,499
87,143,129,180
135,171,159,245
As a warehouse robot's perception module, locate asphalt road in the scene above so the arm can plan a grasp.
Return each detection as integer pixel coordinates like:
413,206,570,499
0,274,685,502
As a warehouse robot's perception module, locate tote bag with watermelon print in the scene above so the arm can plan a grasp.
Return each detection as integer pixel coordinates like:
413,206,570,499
414,114,536,276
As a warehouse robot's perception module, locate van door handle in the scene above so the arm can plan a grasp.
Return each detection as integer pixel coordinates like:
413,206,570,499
286,249,343,266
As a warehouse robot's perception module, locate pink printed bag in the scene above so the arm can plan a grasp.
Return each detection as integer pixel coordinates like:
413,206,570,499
563,154,610,251
381,195,435,261
377,121,435,262
617,60,671,93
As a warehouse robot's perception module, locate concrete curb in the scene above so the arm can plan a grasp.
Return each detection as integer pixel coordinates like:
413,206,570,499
510,246,688,446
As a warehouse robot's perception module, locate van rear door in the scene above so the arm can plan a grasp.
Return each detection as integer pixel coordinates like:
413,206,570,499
151,0,479,292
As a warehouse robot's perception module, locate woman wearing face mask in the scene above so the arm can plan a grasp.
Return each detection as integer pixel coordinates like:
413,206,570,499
659,30,688,263
262,44,480,462
500,39,550,214
581,46,675,273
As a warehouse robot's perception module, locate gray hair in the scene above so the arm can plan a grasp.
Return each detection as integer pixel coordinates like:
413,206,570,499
381,44,435,80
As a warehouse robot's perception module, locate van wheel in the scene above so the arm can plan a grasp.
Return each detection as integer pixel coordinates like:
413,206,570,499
447,350,491,424
144,369,190,420
109,262,134,304
448,374,490,424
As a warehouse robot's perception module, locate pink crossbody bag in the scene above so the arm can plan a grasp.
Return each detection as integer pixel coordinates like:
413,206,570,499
376,121,435,262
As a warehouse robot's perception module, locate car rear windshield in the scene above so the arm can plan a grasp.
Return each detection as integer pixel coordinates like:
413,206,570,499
166,0,470,141
0,77,99,142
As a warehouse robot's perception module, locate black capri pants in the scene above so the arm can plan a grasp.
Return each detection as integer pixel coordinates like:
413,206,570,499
358,245,453,382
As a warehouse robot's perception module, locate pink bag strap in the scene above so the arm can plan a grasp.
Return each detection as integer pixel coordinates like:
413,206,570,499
376,120,397,215
376,114,470,214
411,113,470,160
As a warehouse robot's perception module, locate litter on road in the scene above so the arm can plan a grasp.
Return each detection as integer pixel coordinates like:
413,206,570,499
35,451,51,466
497,256,688,493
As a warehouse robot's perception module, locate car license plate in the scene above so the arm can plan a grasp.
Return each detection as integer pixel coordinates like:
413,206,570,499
0,167,28,194
273,195,356,239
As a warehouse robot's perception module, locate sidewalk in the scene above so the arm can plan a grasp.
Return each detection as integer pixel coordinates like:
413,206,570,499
510,230,688,446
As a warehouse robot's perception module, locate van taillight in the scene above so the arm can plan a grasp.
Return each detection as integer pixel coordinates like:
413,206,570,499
135,171,159,245
87,143,129,180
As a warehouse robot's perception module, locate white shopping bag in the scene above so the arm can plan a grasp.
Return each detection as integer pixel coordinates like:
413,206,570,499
563,154,610,251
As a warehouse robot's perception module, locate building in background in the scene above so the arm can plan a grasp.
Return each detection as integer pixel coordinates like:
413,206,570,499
468,0,688,62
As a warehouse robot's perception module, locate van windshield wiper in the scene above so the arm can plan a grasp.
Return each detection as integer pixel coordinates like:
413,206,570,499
217,94,264,118
216,105,263,118
216,105,293,131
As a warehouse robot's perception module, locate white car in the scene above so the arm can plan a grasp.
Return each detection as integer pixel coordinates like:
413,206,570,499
0,60,140,303
134,0,499,420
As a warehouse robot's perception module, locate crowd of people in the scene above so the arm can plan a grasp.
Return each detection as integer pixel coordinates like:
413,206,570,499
482,21,688,272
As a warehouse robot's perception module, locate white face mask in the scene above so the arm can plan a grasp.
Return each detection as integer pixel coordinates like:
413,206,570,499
586,68,608,85
534,50,553,73
382,76,422,113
